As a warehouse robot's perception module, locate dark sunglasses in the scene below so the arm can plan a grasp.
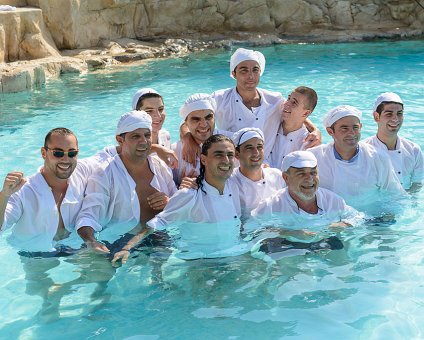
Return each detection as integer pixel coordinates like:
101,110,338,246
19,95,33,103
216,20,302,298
45,147,79,158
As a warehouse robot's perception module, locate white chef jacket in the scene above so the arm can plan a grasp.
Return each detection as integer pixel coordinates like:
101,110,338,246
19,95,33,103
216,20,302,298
158,129,171,149
76,154,176,240
364,135,423,190
147,178,248,259
212,87,283,159
267,124,309,168
231,166,285,220
1,160,92,251
309,141,406,211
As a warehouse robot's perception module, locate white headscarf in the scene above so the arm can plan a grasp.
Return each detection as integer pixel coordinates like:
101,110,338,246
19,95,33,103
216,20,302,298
372,92,403,113
230,48,266,79
232,127,265,147
281,150,317,172
116,110,152,135
131,88,160,110
323,105,362,128
179,93,216,120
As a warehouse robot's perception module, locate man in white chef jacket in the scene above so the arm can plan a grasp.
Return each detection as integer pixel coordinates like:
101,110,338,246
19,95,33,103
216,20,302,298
309,105,406,213
363,92,423,193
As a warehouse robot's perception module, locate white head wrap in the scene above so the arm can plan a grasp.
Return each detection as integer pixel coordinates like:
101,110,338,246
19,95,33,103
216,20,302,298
131,88,160,110
232,127,265,147
230,48,265,79
372,92,403,113
179,93,216,121
323,105,362,128
116,110,152,135
281,150,317,172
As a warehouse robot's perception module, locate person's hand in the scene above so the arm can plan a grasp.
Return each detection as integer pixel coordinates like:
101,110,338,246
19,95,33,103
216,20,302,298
86,240,110,253
182,133,200,167
304,129,322,148
112,250,130,267
1,172,26,198
147,191,169,210
179,176,198,190
329,221,352,228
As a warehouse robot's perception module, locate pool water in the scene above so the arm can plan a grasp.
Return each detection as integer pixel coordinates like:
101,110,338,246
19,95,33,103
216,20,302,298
1,40,424,339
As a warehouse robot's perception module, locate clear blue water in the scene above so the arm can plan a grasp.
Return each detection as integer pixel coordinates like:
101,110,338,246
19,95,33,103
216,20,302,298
1,40,424,339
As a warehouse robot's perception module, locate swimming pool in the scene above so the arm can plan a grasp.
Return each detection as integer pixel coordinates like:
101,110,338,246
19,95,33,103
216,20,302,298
1,40,424,339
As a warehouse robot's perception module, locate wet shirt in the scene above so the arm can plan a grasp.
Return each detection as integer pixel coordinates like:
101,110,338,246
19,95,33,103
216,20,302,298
364,135,423,190
231,167,285,221
147,178,248,259
1,161,91,251
76,154,176,240
309,141,406,211
267,124,309,168
212,87,283,160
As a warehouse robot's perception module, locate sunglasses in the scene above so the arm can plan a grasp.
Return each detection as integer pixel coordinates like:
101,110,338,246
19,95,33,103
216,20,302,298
45,147,79,158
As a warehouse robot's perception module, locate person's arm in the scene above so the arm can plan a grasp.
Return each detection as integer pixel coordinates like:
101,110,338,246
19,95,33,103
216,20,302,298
150,144,178,169
303,118,322,148
180,122,200,167
111,226,153,266
0,172,26,230
77,226,110,253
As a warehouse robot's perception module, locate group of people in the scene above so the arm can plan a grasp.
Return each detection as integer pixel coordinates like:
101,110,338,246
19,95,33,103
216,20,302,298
1,47,423,264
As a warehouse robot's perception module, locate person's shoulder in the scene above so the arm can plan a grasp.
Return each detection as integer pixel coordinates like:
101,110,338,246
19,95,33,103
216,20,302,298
211,87,233,98
399,135,422,151
362,135,377,145
257,88,283,103
263,166,282,178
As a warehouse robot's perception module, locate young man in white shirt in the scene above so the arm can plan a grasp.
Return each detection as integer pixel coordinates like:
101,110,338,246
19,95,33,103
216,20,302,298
146,134,248,260
309,105,405,212
364,92,423,192
268,86,318,168
76,111,177,254
0,128,90,252
172,93,232,187
231,127,285,221
132,87,171,149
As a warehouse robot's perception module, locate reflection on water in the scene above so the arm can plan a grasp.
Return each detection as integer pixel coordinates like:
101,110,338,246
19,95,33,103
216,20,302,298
1,40,424,338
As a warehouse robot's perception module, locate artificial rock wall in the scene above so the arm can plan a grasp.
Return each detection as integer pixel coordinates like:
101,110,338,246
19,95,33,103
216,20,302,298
14,0,424,50
1,0,424,61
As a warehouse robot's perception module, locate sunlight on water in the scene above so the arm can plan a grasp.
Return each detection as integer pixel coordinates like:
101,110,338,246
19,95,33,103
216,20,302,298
1,40,424,339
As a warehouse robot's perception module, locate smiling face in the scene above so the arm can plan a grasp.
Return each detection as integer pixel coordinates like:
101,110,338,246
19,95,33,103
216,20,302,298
326,116,362,154
232,60,261,92
283,166,319,202
282,91,310,123
374,102,404,138
201,140,235,187
117,128,152,163
41,133,78,180
186,109,215,145
139,97,165,133
236,137,264,171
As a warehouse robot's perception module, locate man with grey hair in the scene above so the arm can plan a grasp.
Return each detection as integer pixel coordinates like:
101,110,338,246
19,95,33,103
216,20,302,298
309,105,405,212
76,110,176,255
364,92,423,192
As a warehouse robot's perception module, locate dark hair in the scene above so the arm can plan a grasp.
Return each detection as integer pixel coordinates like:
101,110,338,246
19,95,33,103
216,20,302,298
195,134,234,194
136,93,163,111
44,127,77,148
375,101,404,116
294,86,318,112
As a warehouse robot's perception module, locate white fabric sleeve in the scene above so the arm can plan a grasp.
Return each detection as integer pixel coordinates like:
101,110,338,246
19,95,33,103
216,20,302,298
1,193,23,231
75,169,111,232
147,188,197,230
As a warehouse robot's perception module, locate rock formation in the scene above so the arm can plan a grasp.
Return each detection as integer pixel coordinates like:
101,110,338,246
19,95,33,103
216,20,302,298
1,0,423,92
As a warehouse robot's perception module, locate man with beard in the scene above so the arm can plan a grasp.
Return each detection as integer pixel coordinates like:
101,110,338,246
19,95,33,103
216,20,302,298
364,92,423,193
0,127,89,252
